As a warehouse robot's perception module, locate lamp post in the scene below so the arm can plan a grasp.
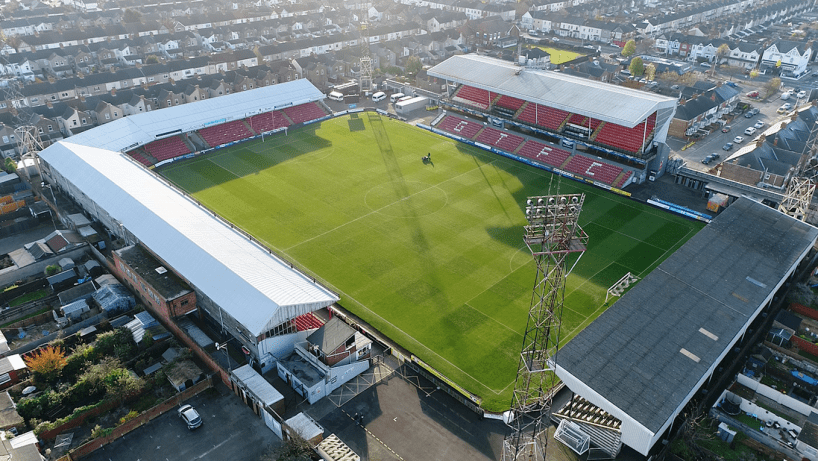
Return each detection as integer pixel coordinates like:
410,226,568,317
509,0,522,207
215,339,233,372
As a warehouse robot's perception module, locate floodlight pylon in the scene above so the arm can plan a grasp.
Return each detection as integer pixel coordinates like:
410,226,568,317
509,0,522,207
503,193,588,461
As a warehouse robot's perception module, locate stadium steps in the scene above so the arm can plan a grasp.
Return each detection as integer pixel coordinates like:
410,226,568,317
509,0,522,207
613,171,628,187
472,126,486,141
590,121,604,141
514,102,528,119
490,93,502,106
182,136,197,154
558,114,570,131
242,120,256,135
136,149,157,165
559,155,573,169
280,112,295,125
512,142,525,155
189,131,210,149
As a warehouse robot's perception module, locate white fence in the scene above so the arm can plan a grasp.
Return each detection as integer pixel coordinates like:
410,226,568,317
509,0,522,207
736,373,817,416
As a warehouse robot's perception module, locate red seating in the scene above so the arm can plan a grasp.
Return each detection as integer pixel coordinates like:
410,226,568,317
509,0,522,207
495,95,525,111
563,155,623,185
595,113,657,153
452,85,493,109
516,104,570,131
247,110,291,133
128,151,153,166
198,120,253,147
293,312,324,332
436,115,482,140
282,102,327,125
475,126,524,152
567,114,586,126
515,140,571,168
142,135,191,161
614,171,633,188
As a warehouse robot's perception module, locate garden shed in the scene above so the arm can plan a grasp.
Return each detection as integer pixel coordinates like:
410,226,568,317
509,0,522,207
231,364,285,415
60,299,89,320
92,283,135,315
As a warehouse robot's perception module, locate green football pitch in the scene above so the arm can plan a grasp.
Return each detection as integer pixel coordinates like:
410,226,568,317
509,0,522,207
160,113,704,411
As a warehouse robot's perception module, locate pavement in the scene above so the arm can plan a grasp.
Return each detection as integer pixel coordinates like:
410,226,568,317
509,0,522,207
81,386,280,461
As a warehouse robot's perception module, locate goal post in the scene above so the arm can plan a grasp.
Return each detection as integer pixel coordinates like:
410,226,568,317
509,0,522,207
605,272,639,303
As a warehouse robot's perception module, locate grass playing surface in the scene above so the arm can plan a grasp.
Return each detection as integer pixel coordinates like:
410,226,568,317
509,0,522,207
533,46,585,64
160,113,704,411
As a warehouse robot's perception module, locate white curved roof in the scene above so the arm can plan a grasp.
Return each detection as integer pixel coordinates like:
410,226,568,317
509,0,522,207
428,54,677,128
68,78,324,152
38,80,338,337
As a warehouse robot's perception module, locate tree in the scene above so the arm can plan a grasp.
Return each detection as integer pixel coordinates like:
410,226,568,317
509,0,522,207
628,57,644,77
764,77,781,97
44,264,61,276
712,43,730,76
749,69,759,79
678,72,697,86
24,346,67,384
261,433,314,461
123,9,142,23
405,56,422,76
103,367,144,403
645,63,656,81
635,38,655,55
3,157,16,173
621,39,636,57
657,70,680,83
145,55,159,64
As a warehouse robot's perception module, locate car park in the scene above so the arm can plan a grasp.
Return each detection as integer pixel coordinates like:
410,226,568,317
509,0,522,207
178,404,203,430
722,125,732,133
744,127,756,135
733,136,744,143
723,142,734,150
754,121,764,129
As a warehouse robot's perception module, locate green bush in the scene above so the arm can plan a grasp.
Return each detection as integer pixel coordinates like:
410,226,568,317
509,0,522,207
90,424,113,439
118,410,139,426
44,265,61,276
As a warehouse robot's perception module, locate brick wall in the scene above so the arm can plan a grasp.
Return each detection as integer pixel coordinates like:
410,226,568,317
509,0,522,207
791,335,818,356
66,375,214,460
791,303,818,322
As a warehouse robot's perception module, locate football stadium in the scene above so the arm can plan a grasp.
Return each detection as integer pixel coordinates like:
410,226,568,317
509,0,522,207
33,54,818,458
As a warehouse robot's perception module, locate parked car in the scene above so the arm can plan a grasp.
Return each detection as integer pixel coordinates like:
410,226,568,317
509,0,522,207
744,127,756,135
178,404,203,430
722,125,732,133
778,103,793,113
746,90,759,98
723,142,734,150
733,136,745,143
754,121,764,129
751,108,760,115
712,153,720,160
797,90,808,98
700,62,712,68
702,154,714,164
671,85,680,90
744,111,754,118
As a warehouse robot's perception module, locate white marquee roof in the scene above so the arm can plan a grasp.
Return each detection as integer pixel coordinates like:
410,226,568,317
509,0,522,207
38,81,338,337
427,54,677,128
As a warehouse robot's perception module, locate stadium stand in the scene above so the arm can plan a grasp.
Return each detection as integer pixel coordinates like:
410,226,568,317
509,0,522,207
436,115,483,140
567,114,586,126
197,120,254,147
495,95,526,111
452,85,493,109
614,171,633,188
516,104,570,131
248,110,291,133
475,126,524,152
563,155,623,185
595,113,657,153
281,102,328,125
294,312,324,331
516,140,571,168
128,151,154,167
142,135,192,161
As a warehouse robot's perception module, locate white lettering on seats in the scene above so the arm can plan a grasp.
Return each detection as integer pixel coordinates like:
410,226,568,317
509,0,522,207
586,162,603,176
496,133,508,145
538,146,552,157
454,121,468,132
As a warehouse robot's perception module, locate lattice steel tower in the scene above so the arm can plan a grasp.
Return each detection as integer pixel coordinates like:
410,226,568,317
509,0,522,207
504,193,588,461
358,4,373,94
1,78,43,159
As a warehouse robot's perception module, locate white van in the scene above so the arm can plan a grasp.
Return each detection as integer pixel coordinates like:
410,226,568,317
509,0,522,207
372,91,386,102
390,92,405,103
328,91,344,102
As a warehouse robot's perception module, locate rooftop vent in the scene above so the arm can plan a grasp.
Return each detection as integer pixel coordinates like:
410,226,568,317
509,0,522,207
155,266,168,274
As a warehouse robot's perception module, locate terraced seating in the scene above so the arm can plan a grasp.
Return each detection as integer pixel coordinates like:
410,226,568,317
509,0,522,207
475,127,524,152
495,95,526,111
515,140,571,168
566,114,586,126
282,102,327,125
563,155,623,185
614,171,633,188
595,113,657,153
128,151,154,166
452,85,493,109
516,104,570,131
294,312,324,331
143,135,191,161
248,110,291,133
197,120,253,147
436,115,482,140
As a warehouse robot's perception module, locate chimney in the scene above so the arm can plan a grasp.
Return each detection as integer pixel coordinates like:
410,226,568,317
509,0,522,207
46,100,53,109
111,88,117,96
774,137,778,146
